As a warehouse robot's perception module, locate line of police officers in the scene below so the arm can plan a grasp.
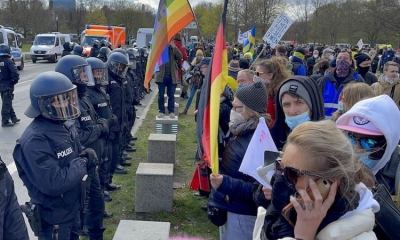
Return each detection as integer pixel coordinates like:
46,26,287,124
1,43,148,239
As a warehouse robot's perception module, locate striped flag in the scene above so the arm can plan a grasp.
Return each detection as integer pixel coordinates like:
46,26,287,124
243,25,256,54
144,0,194,89
200,0,229,174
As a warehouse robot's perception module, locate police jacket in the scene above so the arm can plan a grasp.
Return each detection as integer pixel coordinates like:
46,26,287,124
75,92,103,156
0,161,29,239
0,56,19,91
127,69,141,105
13,117,87,224
208,127,257,216
86,87,113,120
90,47,100,58
124,72,134,111
317,70,364,117
107,71,126,132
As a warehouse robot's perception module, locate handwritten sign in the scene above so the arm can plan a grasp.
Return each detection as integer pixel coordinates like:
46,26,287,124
262,13,294,48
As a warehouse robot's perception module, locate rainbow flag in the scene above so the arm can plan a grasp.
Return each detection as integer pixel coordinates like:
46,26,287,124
144,0,194,89
243,25,256,54
200,0,229,174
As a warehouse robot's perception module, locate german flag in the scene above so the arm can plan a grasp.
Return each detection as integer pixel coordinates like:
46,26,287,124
200,0,229,174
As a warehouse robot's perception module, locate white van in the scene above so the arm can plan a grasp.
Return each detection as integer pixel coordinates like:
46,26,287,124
136,28,153,49
30,33,71,63
0,26,24,70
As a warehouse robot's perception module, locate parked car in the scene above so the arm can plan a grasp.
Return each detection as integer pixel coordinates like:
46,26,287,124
0,26,24,70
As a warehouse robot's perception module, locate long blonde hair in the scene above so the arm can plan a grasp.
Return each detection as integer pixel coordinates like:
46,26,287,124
285,120,374,209
331,82,374,121
256,57,290,97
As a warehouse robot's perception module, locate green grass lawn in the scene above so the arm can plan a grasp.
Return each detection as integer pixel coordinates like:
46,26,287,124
21,44,31,52
101,98,219,240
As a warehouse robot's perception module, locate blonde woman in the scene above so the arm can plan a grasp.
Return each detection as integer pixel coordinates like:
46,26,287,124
254,57,290,124
263,121,378,240
331,82,374,121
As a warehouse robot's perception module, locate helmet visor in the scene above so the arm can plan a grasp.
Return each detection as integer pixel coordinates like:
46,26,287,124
92,68,109,86
38,88,80,120
72,65,95,86
110,60,128,78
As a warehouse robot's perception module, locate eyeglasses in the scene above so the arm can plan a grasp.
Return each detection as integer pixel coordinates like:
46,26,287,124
255,71,264,77
348,133,383,151
233,105,243,111
275,160,322,185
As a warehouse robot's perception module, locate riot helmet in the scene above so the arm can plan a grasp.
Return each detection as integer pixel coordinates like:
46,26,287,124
71,45,83,56
126,49,137,70
63,42,71,50
107,52,128,79
55,55,95,87
0,44,11,57
86,57,108,86
25,71,80,120
138,48,147,57
98,47,111,60
93,40,100,48
112,48,129,61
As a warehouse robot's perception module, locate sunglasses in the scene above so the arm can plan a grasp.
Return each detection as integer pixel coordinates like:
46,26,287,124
275,160,322,185
255,71,264,77
348,133,386,151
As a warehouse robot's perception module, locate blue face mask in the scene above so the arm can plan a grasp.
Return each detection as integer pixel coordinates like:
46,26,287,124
357,152,378,169
338,101,344,111
285,111,311,130
238,83,248,91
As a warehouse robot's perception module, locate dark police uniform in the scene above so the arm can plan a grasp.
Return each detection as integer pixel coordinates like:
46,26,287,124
90,46,100,58
123,72,136,150
75,88,106,239
13,117,88,239
0,156,29,239
0,54,19,125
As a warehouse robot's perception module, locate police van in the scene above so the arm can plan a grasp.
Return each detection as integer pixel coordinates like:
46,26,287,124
30,32,71,63
0,25,24,70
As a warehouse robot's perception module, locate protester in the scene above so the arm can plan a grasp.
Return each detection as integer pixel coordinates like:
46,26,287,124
243,52,253,65
310,59,330,82
354,53,378,86
317,50,364,118
228,60,241,80
336,95,400,194
236,69,254,91
322,47,335,61
208,82,270,240
380,44,395,72
262,120,379,239
369,49,379,74
371,61,400,109
331,82,374,121
306,50,319,76
290,47,307,76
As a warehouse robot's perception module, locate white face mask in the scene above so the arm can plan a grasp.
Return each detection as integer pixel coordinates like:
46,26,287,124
254,75,270,84
328,55,334,61
229,110,245,127
313,55,318,58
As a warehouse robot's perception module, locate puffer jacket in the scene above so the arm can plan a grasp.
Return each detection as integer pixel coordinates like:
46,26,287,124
208,127,257,216
279,209,376,240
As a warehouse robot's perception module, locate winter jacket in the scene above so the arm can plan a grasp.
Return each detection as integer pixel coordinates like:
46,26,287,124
0,56,19,91
208,127,257,216
155,46,183,84
371,80,400,109
291,56,306,76
371,56,379,74
361,72,378,86
270,76,325,150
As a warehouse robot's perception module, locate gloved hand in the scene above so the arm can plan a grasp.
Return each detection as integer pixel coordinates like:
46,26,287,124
80,148,99,170
97,118,109,137
107,114,118,126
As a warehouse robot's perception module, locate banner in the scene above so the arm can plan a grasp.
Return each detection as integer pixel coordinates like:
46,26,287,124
262,13,294,48
238,29,251,44
357,39,364,50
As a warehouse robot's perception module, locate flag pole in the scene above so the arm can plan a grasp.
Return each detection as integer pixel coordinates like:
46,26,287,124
250,43,267,70
188,3,204,44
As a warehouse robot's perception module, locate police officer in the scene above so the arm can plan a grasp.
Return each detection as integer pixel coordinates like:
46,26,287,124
106,52,129,176
13,71,96,239
0,44,20,127
55,56,107,240
85,57,119,209
0,155,29,239
90,40,100,58
72,45,84,57
97,47,111,63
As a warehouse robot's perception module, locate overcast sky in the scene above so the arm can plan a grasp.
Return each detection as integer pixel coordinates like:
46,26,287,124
134,0,215,9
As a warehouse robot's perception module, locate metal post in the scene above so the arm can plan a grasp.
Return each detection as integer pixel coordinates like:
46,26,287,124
56,16,59,32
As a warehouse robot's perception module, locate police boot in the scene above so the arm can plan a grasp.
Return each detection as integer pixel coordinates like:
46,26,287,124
124,145,136,152
11,117,20,123
104,210,113,218
104,191,112,202
1,121,14,127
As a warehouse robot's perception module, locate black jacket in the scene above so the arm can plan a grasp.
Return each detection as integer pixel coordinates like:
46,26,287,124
86,87,113,120
361,72,378,86
13,117,87,224
0,56,19,91
90,46,100,57
107,71,126,132
270,76,325,150
376,146,400,195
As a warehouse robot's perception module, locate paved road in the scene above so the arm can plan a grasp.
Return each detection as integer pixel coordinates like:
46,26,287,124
0,61,157,239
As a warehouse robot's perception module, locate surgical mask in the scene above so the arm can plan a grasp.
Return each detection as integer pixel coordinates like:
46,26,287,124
313,55,318,58
336,59,351,78
396,54,400,58
284,111,310,130
338,101,344,111
357,152,379,169
328,55,334,61
229,110,245,126
254,75,270,84
237,83,248,91
382,75,398,84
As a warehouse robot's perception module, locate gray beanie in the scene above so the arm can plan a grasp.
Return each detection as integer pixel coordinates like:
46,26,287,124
279,80,312,109
236,81,267,113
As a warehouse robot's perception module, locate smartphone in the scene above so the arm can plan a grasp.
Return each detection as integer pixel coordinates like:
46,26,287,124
282,179,331,227
256,151,280,185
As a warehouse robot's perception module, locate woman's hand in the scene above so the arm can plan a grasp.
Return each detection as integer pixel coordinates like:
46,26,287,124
210,174,224,190
291,179,338,240
262,186,272,200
